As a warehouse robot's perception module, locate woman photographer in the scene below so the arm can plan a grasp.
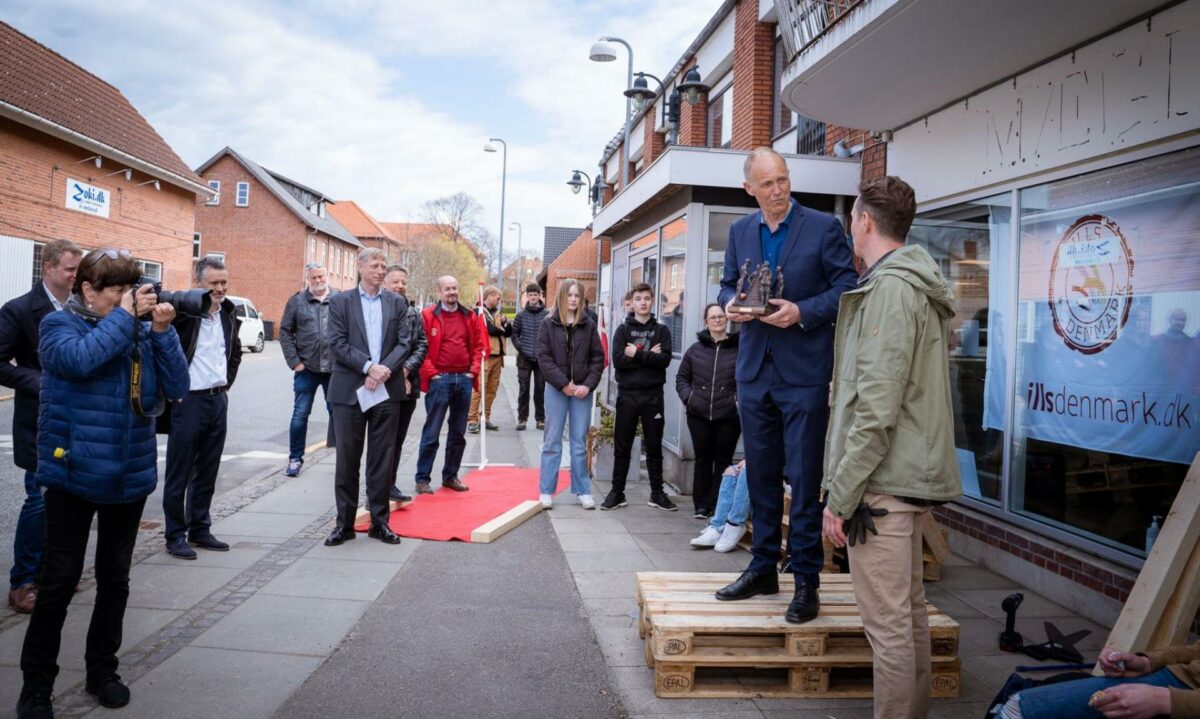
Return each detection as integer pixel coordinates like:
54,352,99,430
17,249,189,719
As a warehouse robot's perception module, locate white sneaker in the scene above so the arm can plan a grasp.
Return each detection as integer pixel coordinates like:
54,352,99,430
715,522,747,553
578,494,595,510
539,493,553,509
690,525,722,548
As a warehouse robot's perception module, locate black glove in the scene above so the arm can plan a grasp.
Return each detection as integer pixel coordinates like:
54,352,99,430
845,501,889,546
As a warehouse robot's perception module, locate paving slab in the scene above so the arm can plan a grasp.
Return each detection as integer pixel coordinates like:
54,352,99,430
240,479,336,516
138,534,275,569
572,571,640,599
946,587,1075,619
932,565,1021,591
191,594,370,656
209,510,318,539
94,646,322,719
549,515,629,534
303,531,422,564
257,556,400,602
74,564,241,611
565,549,657,574
558,531,643,552
0,607,179,672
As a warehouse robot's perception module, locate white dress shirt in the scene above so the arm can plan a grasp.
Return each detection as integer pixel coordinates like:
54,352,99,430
43,283,64,312
188,310,228,390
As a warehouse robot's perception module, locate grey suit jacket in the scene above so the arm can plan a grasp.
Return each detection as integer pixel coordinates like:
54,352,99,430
327,287,411,406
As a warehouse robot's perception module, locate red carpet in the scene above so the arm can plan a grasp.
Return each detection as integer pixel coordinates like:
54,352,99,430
353,467,570,541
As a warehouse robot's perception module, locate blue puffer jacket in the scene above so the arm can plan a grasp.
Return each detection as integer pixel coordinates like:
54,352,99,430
37,306,190,504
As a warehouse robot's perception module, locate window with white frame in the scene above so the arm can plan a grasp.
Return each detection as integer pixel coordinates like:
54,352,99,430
136,259,162,282
206,180,220,206
235,181,250,207
205,251,225,262
193,232,202,258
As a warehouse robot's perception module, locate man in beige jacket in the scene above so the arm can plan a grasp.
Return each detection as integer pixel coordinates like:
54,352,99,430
821,175,962,719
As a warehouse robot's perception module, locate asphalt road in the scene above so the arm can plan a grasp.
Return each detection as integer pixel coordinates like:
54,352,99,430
0,341,319,576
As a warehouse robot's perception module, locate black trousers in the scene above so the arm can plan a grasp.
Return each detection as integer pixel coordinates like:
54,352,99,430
516,355,545,423
388,398,418,486
685,414,741,514
163,392,228,543
611,389,665,494
332,401,398,530
22,489,145,688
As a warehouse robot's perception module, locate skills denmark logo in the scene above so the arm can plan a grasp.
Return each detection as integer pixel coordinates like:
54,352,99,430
1048,214,1135,355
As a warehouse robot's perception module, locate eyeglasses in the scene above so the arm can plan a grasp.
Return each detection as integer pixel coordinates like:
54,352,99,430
80,247,131,268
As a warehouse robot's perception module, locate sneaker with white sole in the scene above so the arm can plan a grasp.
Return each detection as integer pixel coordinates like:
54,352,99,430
714,522,748,552
690,525,722,548
648,493,678,511
539,493,553,509
578,494,595,510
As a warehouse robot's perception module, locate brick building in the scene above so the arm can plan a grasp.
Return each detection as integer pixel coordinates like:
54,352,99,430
588,0,864,493
502,255,543,301
326,200,403,263
773,0,1200,626
193,146,361,324
0,21,212,303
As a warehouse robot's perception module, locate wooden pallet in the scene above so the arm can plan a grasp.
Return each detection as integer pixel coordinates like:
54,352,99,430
638,572,961,699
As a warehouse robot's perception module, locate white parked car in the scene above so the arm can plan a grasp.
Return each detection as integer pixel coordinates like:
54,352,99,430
227,295,265,353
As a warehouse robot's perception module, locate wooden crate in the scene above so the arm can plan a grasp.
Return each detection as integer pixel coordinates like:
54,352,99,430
637,572,961,699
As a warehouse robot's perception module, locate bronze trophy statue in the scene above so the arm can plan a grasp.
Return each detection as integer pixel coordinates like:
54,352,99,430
729,260,780,316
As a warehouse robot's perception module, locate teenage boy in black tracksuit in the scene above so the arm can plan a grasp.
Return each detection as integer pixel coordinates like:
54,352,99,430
602,282,676,511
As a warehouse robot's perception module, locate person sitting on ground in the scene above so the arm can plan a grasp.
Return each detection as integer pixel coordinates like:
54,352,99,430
998,642,1200,718
690,460,750,553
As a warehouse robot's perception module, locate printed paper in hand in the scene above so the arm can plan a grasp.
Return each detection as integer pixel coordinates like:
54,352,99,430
356,382,389,412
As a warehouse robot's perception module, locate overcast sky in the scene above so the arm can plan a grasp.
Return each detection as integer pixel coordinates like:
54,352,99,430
2,0,719,258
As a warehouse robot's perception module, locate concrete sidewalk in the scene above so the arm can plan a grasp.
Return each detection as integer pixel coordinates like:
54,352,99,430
0,357,1113,719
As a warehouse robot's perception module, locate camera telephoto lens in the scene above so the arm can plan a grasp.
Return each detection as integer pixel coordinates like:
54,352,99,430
159,288,213,318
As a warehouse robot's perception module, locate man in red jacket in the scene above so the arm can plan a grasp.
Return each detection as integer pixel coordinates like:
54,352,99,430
413,276,486,493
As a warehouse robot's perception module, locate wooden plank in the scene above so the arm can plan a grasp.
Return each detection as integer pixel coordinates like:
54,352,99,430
652,659,961,699
469,499,542,543
1147,534,1200,649
1097,451,1200,673
921,514,950,563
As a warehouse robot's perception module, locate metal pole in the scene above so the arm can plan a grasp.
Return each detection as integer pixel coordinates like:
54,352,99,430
601,37,633,189
489,137,508,302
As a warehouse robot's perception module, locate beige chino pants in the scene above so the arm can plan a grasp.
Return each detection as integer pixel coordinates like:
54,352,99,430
846,492,932,719
468,355,503,424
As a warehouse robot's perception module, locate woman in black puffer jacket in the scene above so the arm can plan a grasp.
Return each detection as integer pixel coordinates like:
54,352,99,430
676,303,740,518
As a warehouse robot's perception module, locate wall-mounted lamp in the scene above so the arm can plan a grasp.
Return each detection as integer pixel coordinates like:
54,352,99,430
677,65,710,106
76,155,102,169
135,179,161,191
833,139,865,158
105,168,132,181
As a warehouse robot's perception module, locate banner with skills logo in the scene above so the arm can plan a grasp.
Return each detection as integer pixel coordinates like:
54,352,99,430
1004,159,1200,466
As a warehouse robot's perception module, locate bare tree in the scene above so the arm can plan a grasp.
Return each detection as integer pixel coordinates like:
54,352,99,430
400,234,486,307
420,192,484,245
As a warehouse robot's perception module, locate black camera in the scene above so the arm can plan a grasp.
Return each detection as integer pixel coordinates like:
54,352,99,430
135,277,213,318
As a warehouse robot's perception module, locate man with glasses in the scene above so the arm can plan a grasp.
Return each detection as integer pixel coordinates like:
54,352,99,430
0,239,82,613
162,256,241,560
280,263,334,477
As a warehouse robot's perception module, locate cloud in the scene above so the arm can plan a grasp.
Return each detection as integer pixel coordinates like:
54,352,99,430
1,0,719,259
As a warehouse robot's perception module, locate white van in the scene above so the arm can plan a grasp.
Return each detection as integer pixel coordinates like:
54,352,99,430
227,296,265,353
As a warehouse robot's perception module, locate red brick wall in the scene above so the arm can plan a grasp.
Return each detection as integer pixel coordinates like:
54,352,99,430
643,114,666,166
825,125,887,181
545,228,597,302
677,61,709,147
195,154,359,323
0,117,196,290
731,0,775,150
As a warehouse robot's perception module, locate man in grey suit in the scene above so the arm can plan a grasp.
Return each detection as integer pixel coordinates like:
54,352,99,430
325,248,411,547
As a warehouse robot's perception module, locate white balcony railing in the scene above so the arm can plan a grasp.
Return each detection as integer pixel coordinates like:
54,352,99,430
775,0,862,61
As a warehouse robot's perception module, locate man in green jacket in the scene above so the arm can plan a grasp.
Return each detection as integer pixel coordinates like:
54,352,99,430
821,175,961,719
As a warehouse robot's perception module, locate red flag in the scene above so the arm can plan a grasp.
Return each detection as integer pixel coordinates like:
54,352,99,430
599,310,610,369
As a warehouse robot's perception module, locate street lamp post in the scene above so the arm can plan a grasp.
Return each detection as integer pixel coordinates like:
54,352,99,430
508,221,522,304
483,138,507,302
589,36,633,190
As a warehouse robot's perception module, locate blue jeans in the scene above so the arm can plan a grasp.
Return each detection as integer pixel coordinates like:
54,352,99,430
415,373,473,485
289,370,332,460
540,387,592,495
1011,667,1186,718
709,466,750,530
11,470,44,590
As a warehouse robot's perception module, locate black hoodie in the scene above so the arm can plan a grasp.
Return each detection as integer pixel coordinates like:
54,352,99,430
611,312,672,391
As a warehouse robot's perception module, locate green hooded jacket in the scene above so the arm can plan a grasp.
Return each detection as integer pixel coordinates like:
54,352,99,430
822,244,962,519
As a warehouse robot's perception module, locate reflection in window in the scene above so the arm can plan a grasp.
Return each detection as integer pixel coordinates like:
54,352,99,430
1011,147,1199,556
660,217,687,355
910,194,1009,504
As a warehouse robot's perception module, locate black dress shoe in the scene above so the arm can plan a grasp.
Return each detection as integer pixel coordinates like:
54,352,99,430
389,486,412,503
785,580,820,624
86,672,130,708
367,524,402,544
324,527,356,546
188,533,230,552
715,569,779,601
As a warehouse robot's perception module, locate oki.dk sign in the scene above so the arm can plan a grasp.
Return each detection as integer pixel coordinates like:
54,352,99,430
64,177,110,218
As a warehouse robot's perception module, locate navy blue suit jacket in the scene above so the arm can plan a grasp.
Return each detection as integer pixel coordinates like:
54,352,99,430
717,200,857,386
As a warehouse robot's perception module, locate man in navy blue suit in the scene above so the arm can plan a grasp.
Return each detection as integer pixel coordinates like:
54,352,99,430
715,147,857,623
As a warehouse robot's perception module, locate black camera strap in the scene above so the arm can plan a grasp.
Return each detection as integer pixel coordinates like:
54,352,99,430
129,319,166,418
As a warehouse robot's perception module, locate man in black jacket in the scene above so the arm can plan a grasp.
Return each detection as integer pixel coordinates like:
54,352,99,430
0,239,81,613
510,283,547,431
279,263,334,477
602,282,676,512
162,256,242,560
324,249,411,547
384,265,427,503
